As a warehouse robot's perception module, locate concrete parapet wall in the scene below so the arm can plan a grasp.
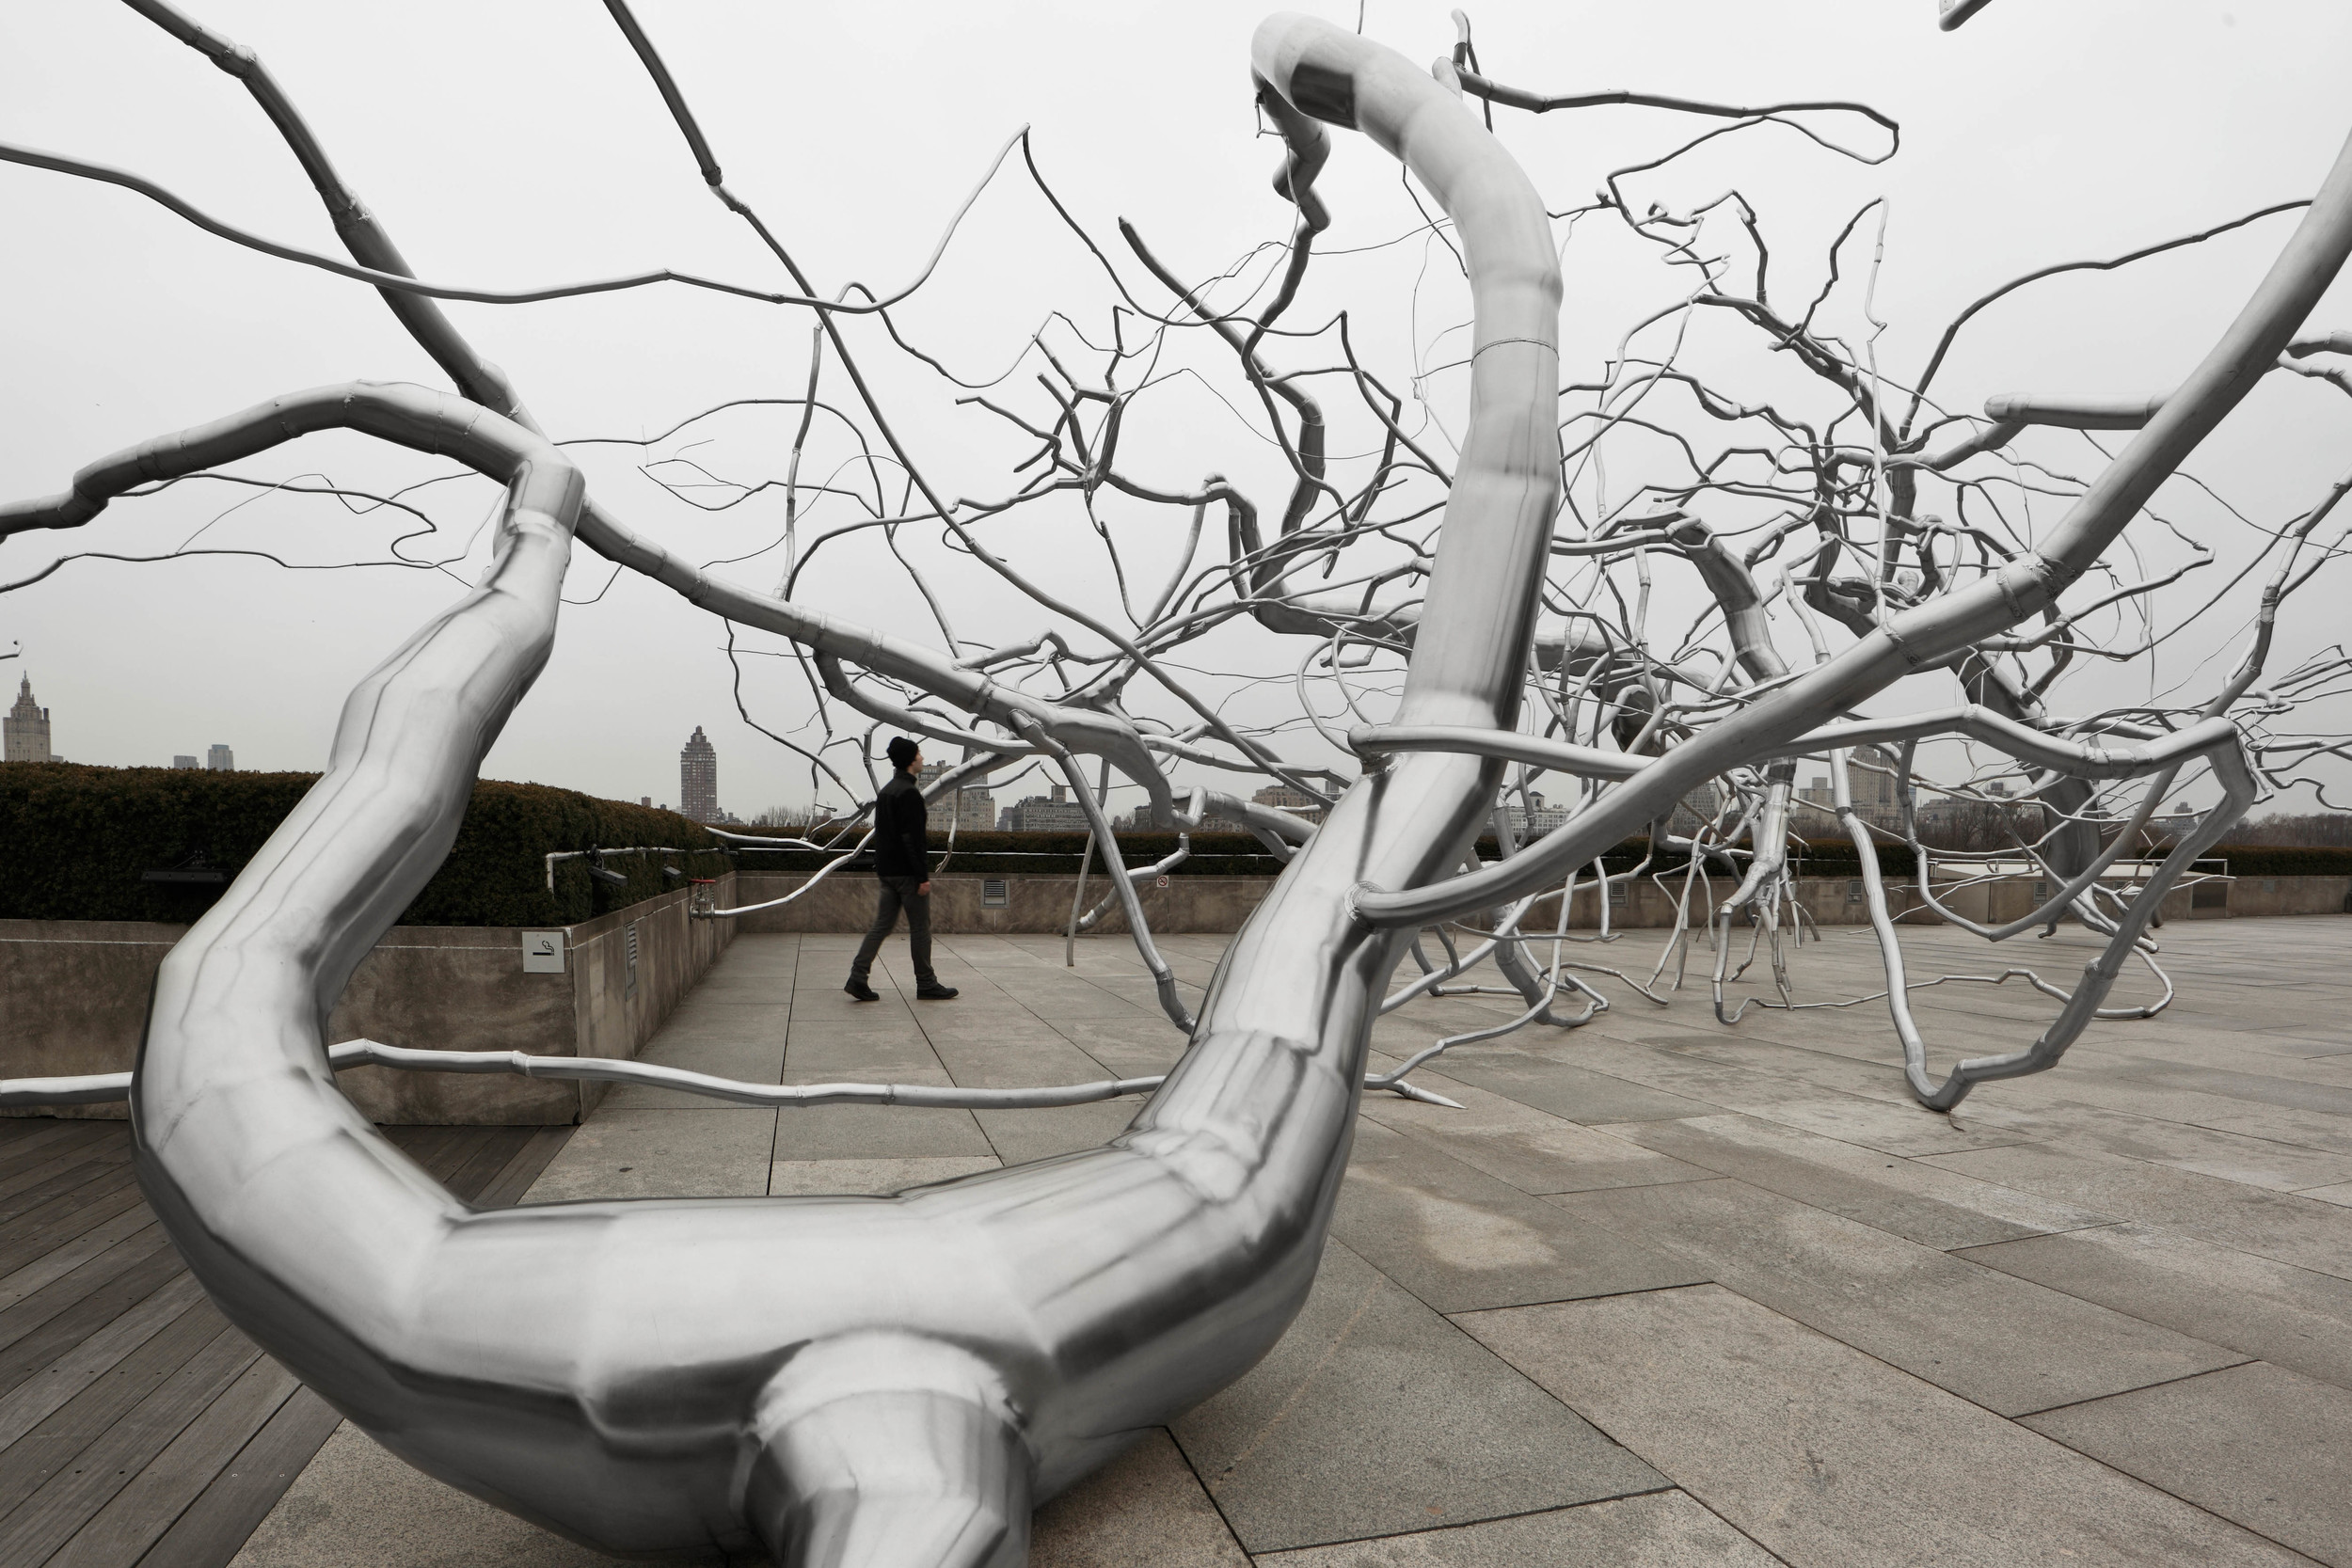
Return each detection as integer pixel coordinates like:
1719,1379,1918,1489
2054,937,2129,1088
728,872,1274,935
0,874,736,1125
2215,873,2352,917
729,870,2352,933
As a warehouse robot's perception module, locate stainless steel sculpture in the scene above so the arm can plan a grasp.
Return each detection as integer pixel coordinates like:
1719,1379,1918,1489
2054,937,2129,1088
0,15,1559,1568
8,5,2352,1564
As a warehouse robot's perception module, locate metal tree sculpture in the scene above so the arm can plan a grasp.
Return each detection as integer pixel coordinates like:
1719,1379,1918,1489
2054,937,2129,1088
6,5,2352,1565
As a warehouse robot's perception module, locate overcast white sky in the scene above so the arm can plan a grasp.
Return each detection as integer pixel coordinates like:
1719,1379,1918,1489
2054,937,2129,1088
5,2,2350,819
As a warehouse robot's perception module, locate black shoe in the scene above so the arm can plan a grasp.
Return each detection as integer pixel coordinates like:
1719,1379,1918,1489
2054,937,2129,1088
914,982,959,1001
845,978,880,1003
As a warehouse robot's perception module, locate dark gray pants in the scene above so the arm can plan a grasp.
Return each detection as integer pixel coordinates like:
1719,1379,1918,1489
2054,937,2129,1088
850,875,934,984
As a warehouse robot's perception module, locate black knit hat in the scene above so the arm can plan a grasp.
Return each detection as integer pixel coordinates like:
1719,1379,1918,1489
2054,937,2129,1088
886,736,920,769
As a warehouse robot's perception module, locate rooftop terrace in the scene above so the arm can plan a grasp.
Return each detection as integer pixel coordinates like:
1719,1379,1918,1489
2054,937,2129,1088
7,917,2352,1566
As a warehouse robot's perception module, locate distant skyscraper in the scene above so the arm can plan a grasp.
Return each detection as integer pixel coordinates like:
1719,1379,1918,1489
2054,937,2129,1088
918,758,995,832
680,726,718,823
172,755,199,769
4,674,52,763
206,744,234,772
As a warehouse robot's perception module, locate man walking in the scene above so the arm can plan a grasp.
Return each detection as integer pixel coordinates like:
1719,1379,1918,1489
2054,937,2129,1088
846,736,959,1002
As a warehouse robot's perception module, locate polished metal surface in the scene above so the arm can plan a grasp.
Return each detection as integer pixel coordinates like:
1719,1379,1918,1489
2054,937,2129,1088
3,18,1562,1567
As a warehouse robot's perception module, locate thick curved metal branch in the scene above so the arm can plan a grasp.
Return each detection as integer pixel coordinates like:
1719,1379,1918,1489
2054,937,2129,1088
62,17,1565,1565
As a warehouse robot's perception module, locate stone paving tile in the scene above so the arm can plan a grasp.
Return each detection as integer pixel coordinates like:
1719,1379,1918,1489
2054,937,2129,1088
970,977,1150,1020
2059,1034,2352,1082
520,1107,775,1201
1968,1082,2352,1171
676,965,806,1002
1458,1285,2312,1568
1029,1427,1248,1568
770,1104,993,1161
1170,1241,1663,1555
1963,1079,2352,1172
1957,1221,2352,1390
621,988,789,1031
1598,1112,2109,1249
2020,1362,2352,1568
1356,1088,1712,1197
927,1031,1118,1089
779,1032,948,1079
2108,1060,2352,1117
1539,1040,1986,1152
1645,1036,1931,1102
228,1424,676,1567
1920,1142,2352,1281
1038,1017,1191,1077
1553,1179,2244,1416
767,1155,1001,1196
1524,1043,1853,1114
1409,1050,1722,1125
1329,1123,1705,1313
1250,1490,1780,1566
598,1028,785,1111
2252,1033,2352,1058
972,1101,1143,1164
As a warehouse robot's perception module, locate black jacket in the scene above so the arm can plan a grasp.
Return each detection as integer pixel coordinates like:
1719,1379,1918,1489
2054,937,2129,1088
872,770,930,879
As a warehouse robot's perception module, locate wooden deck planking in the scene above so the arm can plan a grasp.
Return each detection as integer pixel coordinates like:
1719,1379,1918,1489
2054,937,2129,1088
126,1390,342,1568
0,1119,576,1567
0,1225,178,1363
0,1210,160,1314
0,1249,199,1402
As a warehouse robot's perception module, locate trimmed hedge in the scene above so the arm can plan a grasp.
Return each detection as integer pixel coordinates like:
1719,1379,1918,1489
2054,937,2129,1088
0,763,731,927
18,756,2334,931
2200,845,2352,877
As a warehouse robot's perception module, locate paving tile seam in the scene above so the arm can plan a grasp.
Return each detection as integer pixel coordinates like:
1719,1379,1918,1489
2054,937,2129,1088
1446,1286,1782,1514
1930,1217,2132,1253
1433,1274,1735,1323
880,951,1025,1173
1999,1357,2262,1422
1153,1420,1253,1563
1200,1274,1385,1487
936,939,1130,1082
2001,1434,2340,1567
1505,1271,2243,1469
1911,1152,2352,1286
2142,1113,2352,1165
764,934,803,1181
1468,1283,2326,1567
1239,1483,1690,1558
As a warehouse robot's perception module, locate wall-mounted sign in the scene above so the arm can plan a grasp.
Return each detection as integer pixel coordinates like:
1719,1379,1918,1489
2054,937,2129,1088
521,929,565,974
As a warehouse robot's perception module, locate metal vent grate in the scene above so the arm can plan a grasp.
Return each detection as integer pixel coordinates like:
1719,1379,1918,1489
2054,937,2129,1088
625,920,640,998
981,879,1009,907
